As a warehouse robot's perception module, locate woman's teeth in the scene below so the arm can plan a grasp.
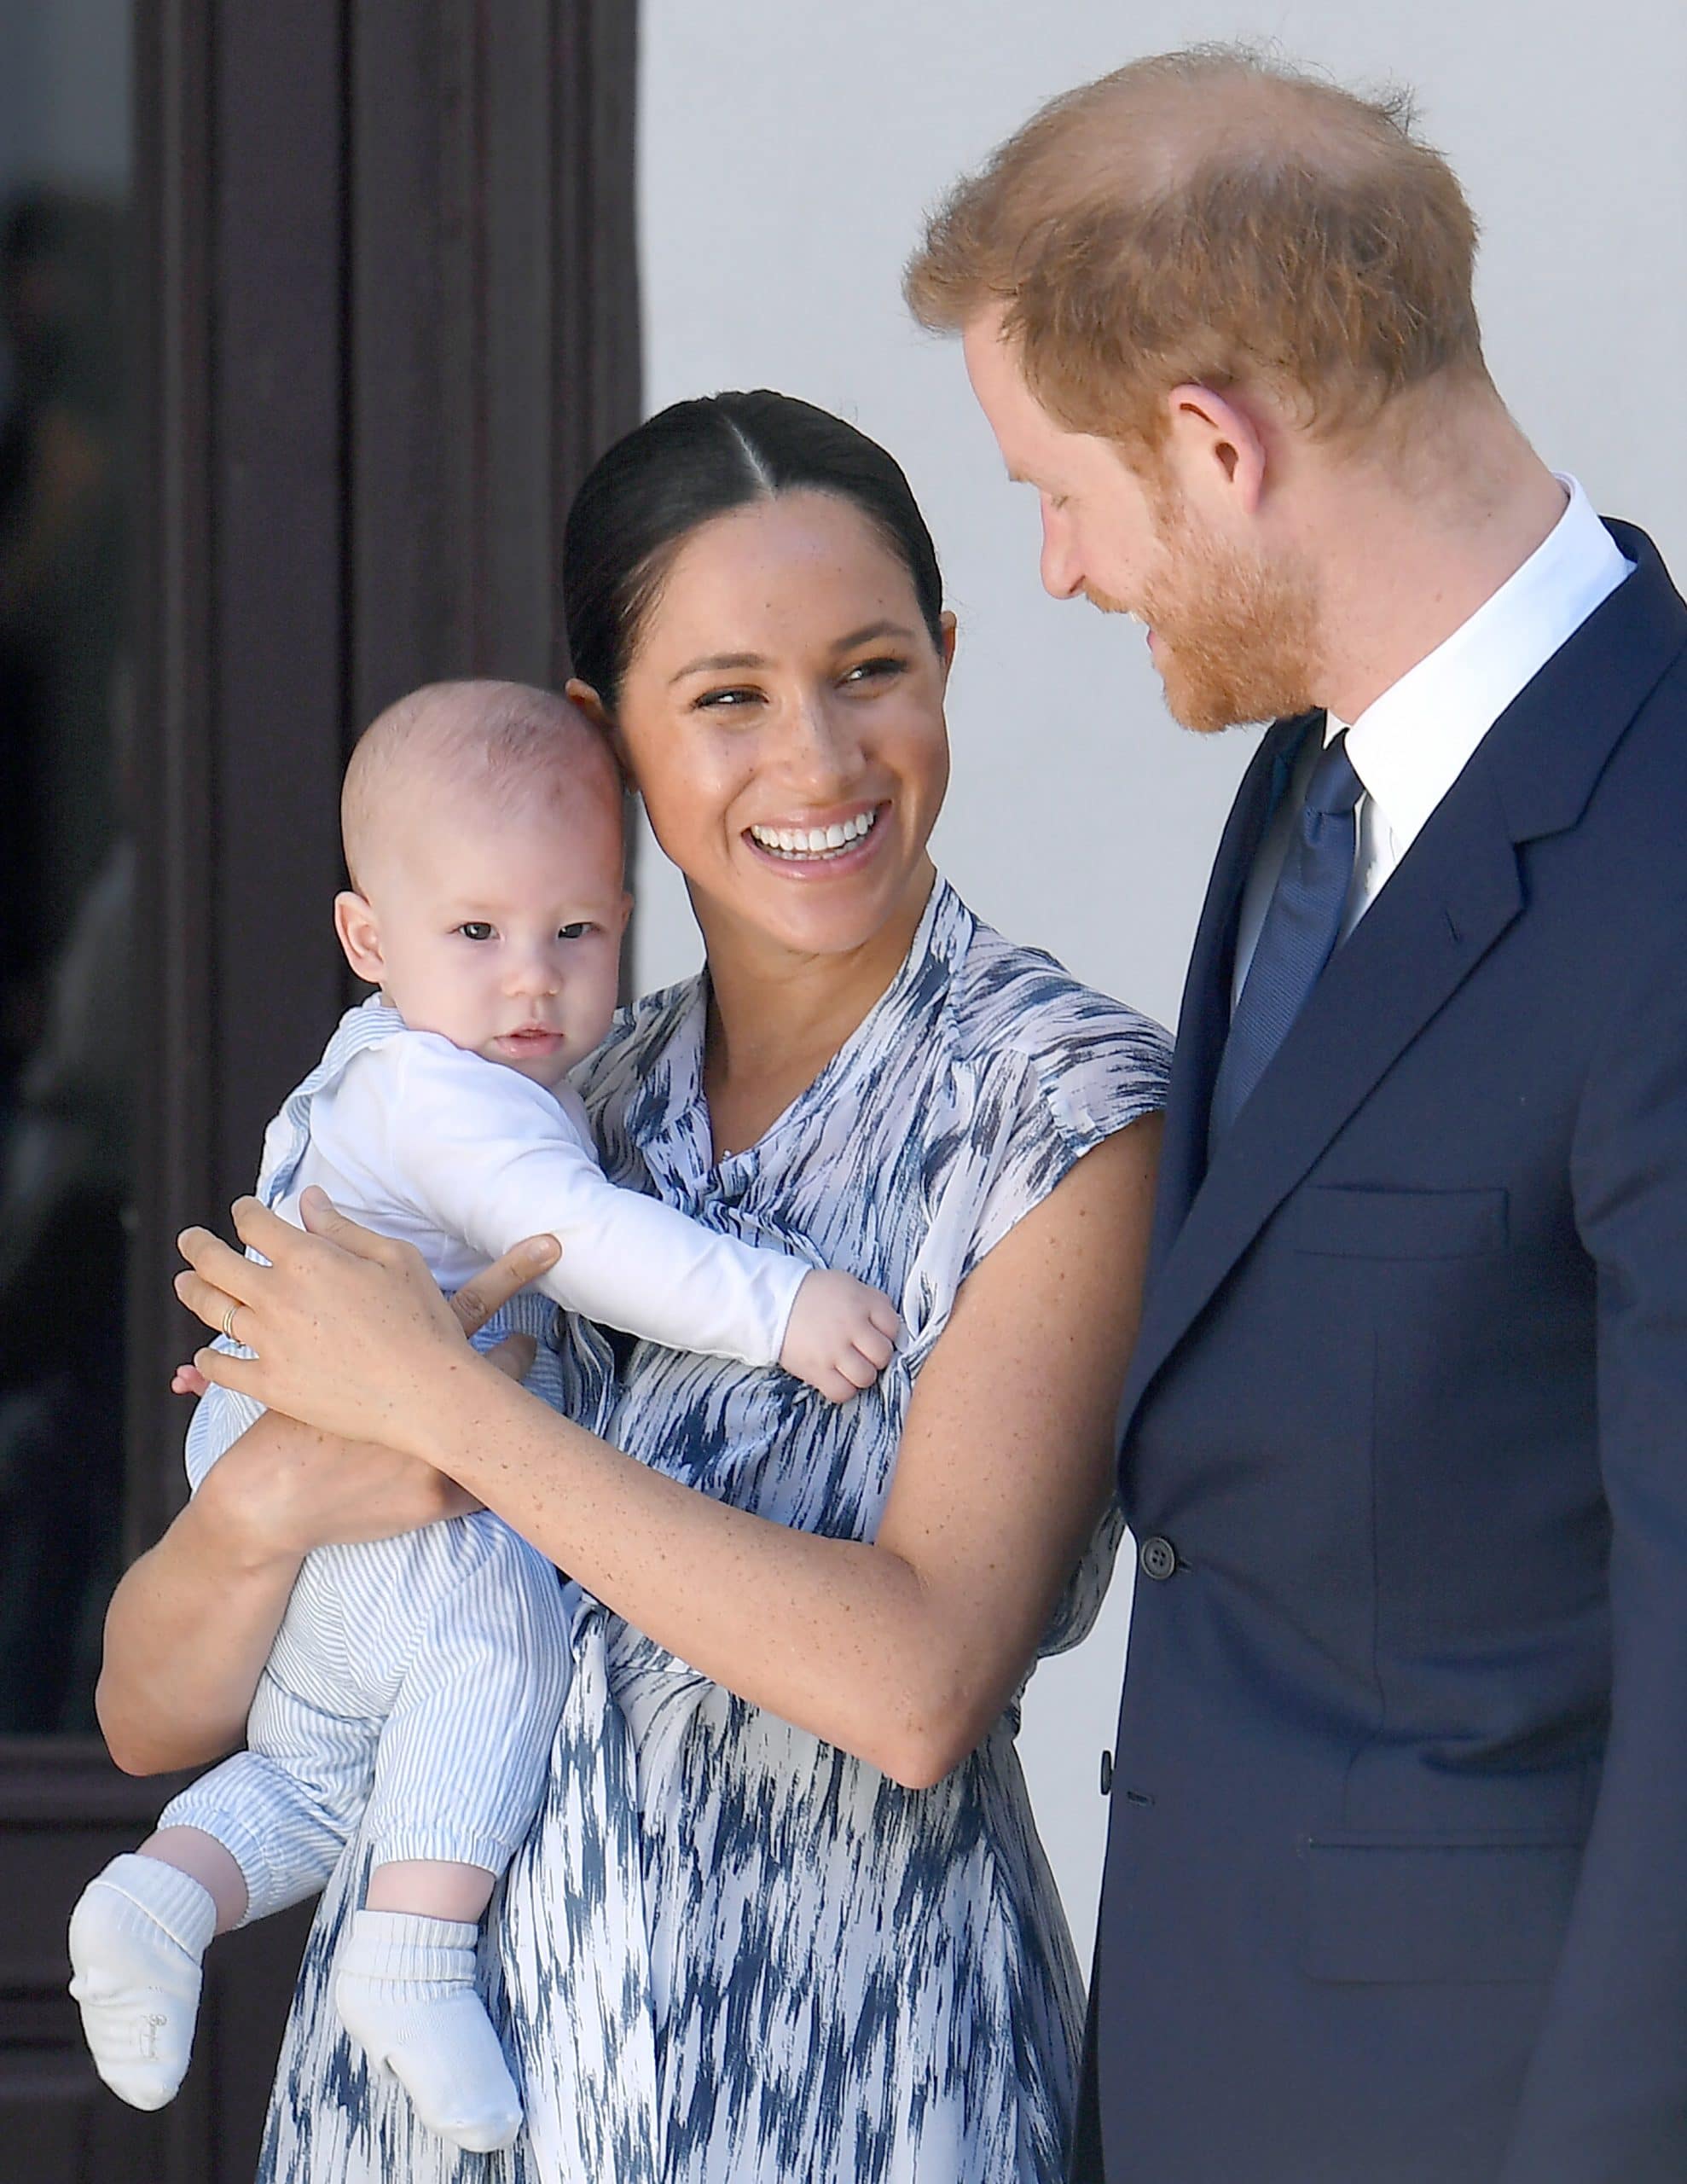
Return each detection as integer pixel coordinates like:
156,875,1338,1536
748,808,880,860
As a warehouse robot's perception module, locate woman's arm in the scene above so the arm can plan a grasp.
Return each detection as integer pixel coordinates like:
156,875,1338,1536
97,1239,557,1775
181,1118,1161,1788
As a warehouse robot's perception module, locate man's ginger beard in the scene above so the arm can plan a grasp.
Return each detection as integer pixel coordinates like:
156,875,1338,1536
1091,468,1322,735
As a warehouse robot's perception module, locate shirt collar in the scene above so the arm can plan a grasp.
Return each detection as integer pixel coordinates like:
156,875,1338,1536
1331,476,1632,851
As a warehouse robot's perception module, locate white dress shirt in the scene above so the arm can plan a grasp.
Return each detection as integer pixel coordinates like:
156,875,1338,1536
1232,476,1632,1008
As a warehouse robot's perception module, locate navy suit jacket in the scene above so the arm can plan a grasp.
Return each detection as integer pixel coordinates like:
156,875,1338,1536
1077,522,1687,2182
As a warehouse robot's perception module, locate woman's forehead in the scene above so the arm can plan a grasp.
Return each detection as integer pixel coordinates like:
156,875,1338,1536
641,491,925,659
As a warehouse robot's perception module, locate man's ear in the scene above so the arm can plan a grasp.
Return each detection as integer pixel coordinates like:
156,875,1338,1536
1162,382,1270,518
333,891,386,986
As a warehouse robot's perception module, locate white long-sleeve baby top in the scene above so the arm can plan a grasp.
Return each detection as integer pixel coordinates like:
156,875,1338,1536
262,1001,807,1368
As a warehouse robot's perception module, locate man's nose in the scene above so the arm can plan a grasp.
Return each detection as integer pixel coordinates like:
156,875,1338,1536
1039,505,1084,601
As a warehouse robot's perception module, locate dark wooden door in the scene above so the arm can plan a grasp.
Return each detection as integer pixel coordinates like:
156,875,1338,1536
0,4,638,2176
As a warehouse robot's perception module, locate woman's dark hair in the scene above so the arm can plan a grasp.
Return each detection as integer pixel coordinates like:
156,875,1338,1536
562,391,945,705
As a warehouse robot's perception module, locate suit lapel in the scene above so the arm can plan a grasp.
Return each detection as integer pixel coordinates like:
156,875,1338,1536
1147,714,1313,1276
1122,760,1522,1434
1120,519,1687,1449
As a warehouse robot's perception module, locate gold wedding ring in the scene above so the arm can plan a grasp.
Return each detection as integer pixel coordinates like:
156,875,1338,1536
222,1302,240,1343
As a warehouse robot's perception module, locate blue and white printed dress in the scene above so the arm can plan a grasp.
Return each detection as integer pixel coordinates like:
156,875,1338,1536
258,879,1170,2184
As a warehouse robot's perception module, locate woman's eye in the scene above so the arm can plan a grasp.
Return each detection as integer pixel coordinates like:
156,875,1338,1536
558,921,595,941
694,685,761,712
455,922,495,942
843,655,907,688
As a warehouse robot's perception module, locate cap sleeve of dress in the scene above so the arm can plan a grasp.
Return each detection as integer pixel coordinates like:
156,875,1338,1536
960,962,1172,1285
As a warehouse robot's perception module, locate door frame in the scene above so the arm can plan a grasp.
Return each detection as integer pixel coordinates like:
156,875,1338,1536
1,3,639,2173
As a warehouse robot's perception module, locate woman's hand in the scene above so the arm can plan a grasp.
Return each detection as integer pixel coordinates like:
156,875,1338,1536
96,1219,561,1774
175,1188,559,1461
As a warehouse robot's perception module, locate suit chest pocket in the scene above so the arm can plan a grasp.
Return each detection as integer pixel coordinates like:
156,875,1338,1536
1287,1184,1508,1260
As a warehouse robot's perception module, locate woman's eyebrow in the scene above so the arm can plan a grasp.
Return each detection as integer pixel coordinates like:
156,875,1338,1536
668,651,766,685
667,624,917,686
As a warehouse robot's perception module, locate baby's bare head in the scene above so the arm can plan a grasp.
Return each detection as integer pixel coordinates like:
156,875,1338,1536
338,682,629,1087
342,678,623,895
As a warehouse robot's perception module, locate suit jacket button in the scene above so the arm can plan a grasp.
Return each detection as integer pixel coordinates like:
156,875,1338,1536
1139,1534,1178,1581
1099,1749,1114,1796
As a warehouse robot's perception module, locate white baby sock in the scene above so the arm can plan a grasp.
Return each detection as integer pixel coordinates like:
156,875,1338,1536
67,1852,217,2111
334,1908,521,2154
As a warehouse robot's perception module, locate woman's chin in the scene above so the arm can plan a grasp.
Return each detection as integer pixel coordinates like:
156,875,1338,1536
729,823,931,956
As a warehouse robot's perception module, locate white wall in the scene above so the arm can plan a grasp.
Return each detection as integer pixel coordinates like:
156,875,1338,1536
638,0,1687,1960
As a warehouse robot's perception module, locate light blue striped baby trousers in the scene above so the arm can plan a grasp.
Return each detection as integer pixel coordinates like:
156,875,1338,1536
158,1007,575,1924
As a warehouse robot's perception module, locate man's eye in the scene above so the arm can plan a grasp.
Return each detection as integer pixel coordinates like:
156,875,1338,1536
558,921,595,941
455,922,495,942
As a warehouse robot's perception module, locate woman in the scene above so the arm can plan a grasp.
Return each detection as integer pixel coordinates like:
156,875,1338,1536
104,392,1169,2181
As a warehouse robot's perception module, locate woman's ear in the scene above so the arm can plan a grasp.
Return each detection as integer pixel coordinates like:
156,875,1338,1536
333,891,386,987
565,676,610,730
566,677,633,788
937,609,959,677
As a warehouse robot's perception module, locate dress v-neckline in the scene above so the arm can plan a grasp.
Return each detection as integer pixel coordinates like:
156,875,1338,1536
638,876,960,1202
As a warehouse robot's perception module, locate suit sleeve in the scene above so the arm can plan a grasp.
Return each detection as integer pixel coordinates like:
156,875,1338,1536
373,1038,809,1368
1500,897,1687,2181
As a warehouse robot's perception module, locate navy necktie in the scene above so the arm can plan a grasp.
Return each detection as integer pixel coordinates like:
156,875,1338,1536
1208,731,1363,1147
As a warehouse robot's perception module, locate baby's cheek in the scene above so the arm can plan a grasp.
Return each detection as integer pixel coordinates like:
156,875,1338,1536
580,956,623,1043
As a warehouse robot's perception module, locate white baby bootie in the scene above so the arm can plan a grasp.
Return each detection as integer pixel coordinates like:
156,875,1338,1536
334,1908,522,2153
67,1853,217,2110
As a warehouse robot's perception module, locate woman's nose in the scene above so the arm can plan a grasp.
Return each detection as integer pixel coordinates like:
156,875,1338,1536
783,694,858,791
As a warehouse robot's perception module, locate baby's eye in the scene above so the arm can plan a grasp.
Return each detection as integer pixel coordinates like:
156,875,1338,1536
558,921,595,941
455,921,495,942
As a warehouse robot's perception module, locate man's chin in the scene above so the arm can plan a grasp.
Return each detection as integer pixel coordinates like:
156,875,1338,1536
1157,663,1252,736
1155,651,1312,736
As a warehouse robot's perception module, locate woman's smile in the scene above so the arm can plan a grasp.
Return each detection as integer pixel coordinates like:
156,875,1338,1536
745,799,889,869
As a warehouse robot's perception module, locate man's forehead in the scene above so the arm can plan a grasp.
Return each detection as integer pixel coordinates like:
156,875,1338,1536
960,311,1048,448
959,302,1017,381
963,325,1110,487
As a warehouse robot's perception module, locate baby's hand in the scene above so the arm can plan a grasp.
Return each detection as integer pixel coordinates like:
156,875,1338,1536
171,1362,212,1397
779,1269,901,1403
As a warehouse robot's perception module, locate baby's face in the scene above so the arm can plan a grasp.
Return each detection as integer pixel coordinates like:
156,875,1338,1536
348,787,629,1089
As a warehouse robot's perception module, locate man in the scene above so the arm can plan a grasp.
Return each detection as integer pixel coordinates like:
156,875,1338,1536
907,47,1687,2184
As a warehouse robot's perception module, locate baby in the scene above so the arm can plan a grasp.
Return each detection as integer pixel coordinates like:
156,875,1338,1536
67,681,899,2152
